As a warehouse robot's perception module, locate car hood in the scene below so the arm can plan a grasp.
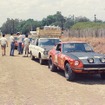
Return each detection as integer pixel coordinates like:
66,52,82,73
42,45,54,51
66,52,105,64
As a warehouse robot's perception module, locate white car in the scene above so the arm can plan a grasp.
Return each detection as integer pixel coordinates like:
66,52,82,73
29,37,61,64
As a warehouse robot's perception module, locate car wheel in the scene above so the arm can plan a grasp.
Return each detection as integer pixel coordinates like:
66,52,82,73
39,57,43,65
30,52,35,60
48,57,57,72
65,63,76,81
100,73,105,79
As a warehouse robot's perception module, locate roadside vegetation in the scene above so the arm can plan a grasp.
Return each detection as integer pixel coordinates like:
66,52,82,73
71,22,105,30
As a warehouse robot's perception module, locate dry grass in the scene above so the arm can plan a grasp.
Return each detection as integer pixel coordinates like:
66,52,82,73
61,36,105,54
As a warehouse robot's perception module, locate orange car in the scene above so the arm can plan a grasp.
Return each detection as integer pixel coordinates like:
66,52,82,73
48,41,105,81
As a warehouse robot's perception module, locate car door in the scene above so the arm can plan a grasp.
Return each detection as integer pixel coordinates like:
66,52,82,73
54,44,61,65
29,39,35,54
57,44,65,69
33,39,39,57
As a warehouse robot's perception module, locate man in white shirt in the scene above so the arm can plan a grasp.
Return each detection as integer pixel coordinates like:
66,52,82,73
0,34,8,56
23,34,30,57
10,33,15,56
17,32,23,54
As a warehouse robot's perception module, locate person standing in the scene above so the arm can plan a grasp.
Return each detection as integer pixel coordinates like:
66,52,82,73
0,34,8,56
17,32,23,54
10,33,15,56
23,34,30,57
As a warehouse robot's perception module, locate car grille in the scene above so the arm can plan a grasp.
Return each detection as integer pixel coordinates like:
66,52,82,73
83,64,105,68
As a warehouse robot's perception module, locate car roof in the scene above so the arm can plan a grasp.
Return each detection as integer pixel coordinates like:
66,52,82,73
39,38,60,39
59,41,86,44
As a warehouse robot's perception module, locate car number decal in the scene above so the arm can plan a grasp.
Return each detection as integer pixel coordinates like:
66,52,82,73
55,55,58,63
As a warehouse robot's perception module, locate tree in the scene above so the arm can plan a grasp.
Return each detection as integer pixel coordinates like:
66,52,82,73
64,16,75,29
41,11,65,30
75,16,90,23
17,19,42,34
1,18,20,34
54,11,65,30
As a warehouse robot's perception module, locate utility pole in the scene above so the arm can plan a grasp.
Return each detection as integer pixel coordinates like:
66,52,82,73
94,14,97,22
12,19,14,34
73,14,75,24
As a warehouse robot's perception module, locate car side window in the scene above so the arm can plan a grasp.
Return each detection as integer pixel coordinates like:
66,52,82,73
56,44,61,51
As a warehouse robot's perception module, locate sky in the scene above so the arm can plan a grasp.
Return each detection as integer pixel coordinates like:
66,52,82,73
0,0,105,26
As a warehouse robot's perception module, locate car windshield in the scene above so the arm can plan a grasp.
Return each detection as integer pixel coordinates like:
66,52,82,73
63,43,93,53
39,39,60,46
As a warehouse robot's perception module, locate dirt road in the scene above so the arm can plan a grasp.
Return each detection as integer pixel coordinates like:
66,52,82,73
0,46,105,105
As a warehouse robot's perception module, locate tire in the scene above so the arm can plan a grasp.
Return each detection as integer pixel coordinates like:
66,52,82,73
48,57,57,72
30,52,35,60
100,73,105,79
39,57,43,65
65,63,76,81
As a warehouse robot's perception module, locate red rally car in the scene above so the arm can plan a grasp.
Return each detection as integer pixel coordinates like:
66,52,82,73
48,41,105,81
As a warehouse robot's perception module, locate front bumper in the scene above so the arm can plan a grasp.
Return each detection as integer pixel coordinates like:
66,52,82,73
41,54,48,60
77,68,105,71
73,67,105,73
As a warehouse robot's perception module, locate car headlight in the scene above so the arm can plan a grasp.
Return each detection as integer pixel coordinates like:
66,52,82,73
43,51,48,55
88,58,94,63
74,60,79,66
100,58,105,63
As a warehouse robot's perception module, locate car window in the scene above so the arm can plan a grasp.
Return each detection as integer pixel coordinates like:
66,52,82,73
75,43,85,51
29,38,32,42
63,43,93,53
63,43,75,53
84,43,93,52
56,44,61,51
31,39,36,45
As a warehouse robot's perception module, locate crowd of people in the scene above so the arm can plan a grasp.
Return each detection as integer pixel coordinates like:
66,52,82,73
0,33,30,57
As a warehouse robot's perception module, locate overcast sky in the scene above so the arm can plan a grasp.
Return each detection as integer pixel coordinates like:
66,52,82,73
0,0,105,26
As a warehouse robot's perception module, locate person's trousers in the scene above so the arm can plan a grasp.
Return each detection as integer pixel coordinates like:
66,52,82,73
18,43,22,54
10,42,15,56
23,45,29,56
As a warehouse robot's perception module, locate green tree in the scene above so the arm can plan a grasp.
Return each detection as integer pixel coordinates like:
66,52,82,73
1,18,20,34
54,11,65,30
17,19,42,34
64,16,75,29
75,16,90,23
